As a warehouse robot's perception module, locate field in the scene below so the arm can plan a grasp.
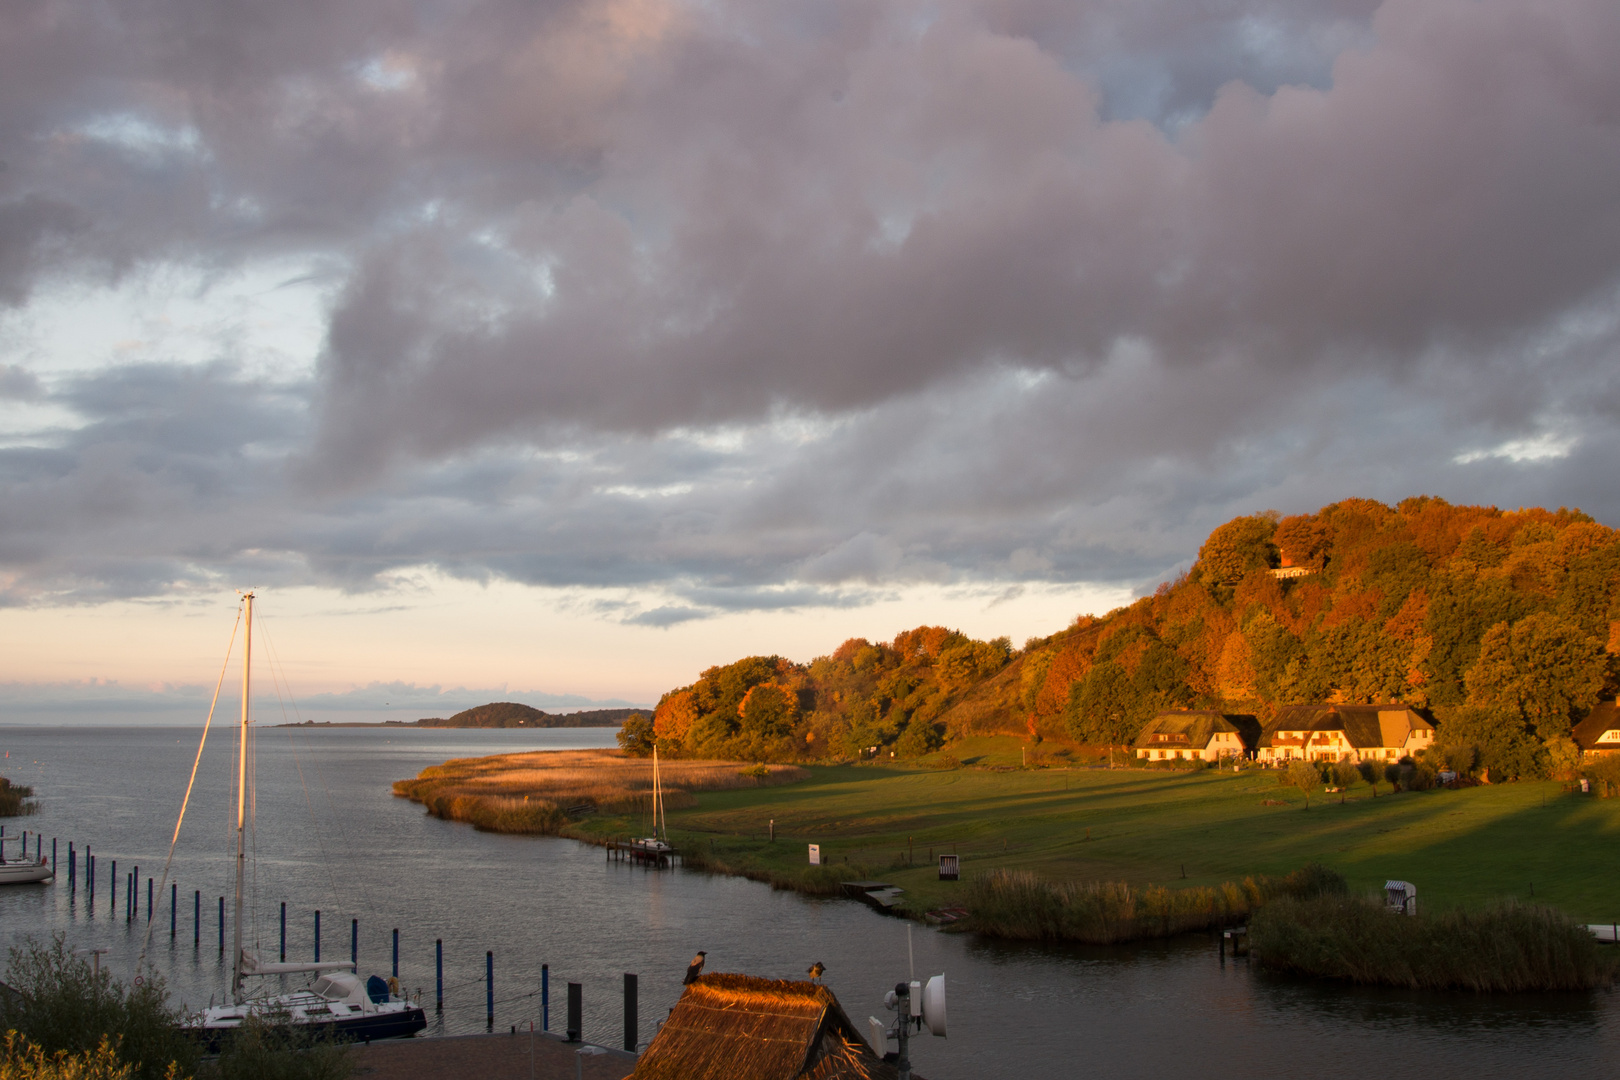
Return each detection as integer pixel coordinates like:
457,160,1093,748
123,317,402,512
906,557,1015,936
559,737,1620,922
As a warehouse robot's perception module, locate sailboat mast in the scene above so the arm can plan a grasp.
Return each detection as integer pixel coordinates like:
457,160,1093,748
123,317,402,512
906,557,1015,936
654,745,664,841
232,592,253,1001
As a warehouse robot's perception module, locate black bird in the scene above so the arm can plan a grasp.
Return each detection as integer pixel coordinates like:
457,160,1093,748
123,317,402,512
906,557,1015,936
684,951,707,985
807,961,825,983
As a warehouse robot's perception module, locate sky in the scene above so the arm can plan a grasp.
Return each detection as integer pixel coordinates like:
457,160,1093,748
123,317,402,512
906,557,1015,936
1,0,1618,722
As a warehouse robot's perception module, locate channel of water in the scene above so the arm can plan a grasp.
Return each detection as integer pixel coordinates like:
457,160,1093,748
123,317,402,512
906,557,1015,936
1,725,1616,1079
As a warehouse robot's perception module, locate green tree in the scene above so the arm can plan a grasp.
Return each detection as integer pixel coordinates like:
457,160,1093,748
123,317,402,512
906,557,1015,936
1196,514,1280,589
615,713,655,757
1286,761,1321,809
1064,661,1137,766
1464,613,1607,742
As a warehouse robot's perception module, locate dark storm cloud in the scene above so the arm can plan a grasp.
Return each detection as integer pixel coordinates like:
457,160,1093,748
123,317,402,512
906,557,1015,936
0,0,1618,612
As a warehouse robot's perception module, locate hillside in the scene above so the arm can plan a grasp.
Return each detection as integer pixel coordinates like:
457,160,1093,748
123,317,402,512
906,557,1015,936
417,702,643,728
634,497,1620,779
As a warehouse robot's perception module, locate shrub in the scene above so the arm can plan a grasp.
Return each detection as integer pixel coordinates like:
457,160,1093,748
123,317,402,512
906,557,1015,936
1330,761,1360,789
0,1032,143,1080
1251,894,1618,991
211,1016,350,1080
0,937,197,1080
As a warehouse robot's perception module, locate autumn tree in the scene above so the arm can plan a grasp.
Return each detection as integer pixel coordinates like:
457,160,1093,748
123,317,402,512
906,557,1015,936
1196,514,1280,589
616,713,655,756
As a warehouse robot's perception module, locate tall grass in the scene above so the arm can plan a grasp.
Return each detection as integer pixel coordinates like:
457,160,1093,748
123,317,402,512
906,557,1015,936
0,777,37,817
960,864,1345,944
679,844,870,898
392,749,809,835
1250,893,1619,991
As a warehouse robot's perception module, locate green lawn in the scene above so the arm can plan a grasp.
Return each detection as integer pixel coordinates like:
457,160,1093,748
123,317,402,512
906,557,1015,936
576,739,1620,921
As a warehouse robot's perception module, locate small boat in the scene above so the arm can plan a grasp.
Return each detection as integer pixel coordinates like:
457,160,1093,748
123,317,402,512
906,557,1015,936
0,836,53,885
183,593,425,1047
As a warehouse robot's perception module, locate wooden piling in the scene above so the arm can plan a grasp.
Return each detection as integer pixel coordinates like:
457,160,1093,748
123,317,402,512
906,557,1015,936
218,896,225,952
567,982,582,1043
393,928,399,978
435,939,443,1012
352,918,359,964
623,973,637,1052
315,909,321,961
542,964,549,1031
486,951,495,1030
194,890,200,946
280,902,286,961
170,882,176,939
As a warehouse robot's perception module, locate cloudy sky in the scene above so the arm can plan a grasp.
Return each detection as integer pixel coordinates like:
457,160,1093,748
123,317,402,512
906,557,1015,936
1,0,1617,721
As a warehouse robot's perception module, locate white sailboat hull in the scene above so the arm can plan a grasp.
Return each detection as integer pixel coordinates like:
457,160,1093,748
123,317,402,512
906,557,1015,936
0,858,54,885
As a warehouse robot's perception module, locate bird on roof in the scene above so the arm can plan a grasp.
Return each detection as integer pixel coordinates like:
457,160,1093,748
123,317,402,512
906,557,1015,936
684,951,707,985
807,961,825,983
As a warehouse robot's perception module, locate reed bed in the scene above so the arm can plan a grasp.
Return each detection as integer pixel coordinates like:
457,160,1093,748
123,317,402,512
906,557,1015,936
1250,893,1619,991
960,863,1345,945
392,750,808,835
0,776,36,817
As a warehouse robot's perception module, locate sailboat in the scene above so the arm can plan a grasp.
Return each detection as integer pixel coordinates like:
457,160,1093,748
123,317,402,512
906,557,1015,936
0,836,53,885
186,592,426,1048
626,746,675,866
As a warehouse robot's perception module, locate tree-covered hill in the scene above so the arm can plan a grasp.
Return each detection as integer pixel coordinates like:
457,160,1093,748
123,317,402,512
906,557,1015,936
639,498,1619,779
417,702,639,728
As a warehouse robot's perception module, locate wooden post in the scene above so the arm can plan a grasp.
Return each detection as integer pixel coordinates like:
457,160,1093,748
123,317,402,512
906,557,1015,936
219,896,225,953
542,964,549,1030
194,890,200,946
314,909,321,961
567,981,582,1043
170,882,176,938
111,860,116,914
280,902,286,961
623,973,637,1052
435,940,443,1012
393,928,399,978
352,918,358,965
147,876,153,922
486,951,495,1030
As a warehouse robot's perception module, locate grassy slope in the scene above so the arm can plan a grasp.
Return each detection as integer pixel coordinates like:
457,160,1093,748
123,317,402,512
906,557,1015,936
572,736,1620,921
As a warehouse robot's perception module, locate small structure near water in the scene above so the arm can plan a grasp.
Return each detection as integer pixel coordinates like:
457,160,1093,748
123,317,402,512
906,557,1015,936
625,973,914,1080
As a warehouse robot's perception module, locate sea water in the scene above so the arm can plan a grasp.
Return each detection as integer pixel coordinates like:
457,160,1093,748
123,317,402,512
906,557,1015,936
1,725,1617,1079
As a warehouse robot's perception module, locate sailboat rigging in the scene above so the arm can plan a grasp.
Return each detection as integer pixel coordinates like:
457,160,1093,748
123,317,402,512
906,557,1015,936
625,745,676,866
186,592,426,1047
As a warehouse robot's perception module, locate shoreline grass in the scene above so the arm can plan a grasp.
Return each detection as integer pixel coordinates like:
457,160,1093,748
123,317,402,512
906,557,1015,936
391,749,808,835
1250,893,1619,991
0,776,37,817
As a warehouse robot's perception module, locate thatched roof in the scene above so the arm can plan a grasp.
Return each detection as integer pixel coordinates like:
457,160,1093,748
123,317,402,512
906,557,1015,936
627,974,909,1080
1571,701,1620,751
1134,709,1259,750
1261,704,1433,749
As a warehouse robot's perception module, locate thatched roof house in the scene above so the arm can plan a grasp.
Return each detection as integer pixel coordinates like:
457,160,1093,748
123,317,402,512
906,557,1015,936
625,973,912,1080
1258,704,1434,764
1134,710,1258,763
1571,701,1620,757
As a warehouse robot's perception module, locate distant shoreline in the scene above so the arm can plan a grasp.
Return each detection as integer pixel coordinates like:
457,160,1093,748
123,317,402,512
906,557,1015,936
273,718,628,729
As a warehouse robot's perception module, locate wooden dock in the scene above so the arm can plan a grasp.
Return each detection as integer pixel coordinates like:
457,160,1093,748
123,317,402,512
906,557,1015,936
606,840,681,868
351,1031,634,1080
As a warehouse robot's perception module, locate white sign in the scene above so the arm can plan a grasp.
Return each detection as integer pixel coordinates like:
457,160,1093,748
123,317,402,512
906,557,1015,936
808,843,821,866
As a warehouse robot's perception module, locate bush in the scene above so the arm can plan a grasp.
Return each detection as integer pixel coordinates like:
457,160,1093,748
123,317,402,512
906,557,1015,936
1330,761,1360,789
1251,894,1618,991
211,1016,350,1080
0,937,197,1080
0,1032,144,1080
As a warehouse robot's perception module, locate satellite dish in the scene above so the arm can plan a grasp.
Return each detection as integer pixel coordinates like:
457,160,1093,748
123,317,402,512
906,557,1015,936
921,974,947,1037
867,1016,889,1054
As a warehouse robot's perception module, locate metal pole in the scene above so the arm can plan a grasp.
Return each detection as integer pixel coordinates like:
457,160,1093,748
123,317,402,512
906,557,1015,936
231,591,253,1003
435,939,443,1012
280,902,286,961
486,951,494,1030
218,896,225,953
111,860,116,914
147,876,153,923
194,890,200,945
542,964,549,1030
393,928,399,978
623,973,637,1052
352,918,358,965
170,882,177,939
315,910,321,962
895,983,911,1080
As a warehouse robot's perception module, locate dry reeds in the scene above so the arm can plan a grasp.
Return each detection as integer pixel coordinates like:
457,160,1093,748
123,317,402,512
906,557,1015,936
0,777,37,818
1250,893,1620,991
960,863,1345,944
392,750,808,835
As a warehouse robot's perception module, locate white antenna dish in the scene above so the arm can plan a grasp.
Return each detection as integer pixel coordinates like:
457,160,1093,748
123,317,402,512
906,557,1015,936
867,1016,889,1054
921,974,947,1037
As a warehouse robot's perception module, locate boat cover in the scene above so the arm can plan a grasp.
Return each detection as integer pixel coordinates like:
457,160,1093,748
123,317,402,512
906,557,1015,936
367,975,389,1004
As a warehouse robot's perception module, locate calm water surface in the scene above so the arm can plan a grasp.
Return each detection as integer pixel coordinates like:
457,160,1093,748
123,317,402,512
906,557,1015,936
1,725,1616,1079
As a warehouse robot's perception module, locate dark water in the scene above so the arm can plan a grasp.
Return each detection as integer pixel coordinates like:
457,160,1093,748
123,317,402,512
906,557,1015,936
1,725,1617,1079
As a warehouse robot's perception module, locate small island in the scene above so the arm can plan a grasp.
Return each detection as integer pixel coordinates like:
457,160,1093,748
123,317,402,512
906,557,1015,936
284,701,648,729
